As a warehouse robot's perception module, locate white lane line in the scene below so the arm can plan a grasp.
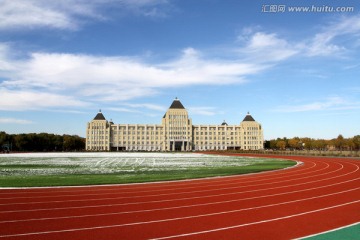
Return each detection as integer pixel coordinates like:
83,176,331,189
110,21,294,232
296,221,360,239
0,160,317,200
1,174,358,216
1,162,357,213
0,184,358,224
151,200,360,240
1,192,359,238
0,161,337,205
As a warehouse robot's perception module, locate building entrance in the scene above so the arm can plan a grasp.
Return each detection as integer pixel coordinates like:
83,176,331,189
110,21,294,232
174,141,182,151
170,141,188,151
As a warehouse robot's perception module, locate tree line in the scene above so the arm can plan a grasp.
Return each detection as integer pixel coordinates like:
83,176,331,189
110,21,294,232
264,135,360,151
0,132,85,152
1,131,359,152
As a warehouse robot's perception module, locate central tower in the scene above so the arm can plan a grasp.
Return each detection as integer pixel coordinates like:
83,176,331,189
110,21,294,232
162,98,193,151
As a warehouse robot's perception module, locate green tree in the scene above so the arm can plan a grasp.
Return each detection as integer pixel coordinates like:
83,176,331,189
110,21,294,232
63,135,85,151
264,140,271,149
301,138,313,150
14,134,28,151
269,140,277,149
0,132,12,151
313,139,327,150
288,138,299,149
352,135,360,150
335,134,345,151
346,138,355,151
276,140,286,150
10,133,84,152
0,131,7,146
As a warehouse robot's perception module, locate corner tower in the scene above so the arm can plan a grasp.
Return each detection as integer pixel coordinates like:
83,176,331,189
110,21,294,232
86,110,111,151
240,112,264,150
162,98,193,151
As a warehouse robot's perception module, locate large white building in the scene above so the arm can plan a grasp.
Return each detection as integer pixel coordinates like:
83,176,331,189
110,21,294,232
86,98,264,151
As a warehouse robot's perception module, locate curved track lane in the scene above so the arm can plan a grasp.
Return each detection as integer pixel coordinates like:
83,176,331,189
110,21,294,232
0,154,359,239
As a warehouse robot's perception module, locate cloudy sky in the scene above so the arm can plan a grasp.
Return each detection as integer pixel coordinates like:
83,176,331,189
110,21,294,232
0,0,359,139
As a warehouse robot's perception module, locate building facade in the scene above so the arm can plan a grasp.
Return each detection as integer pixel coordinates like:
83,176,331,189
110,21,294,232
86,98,264,151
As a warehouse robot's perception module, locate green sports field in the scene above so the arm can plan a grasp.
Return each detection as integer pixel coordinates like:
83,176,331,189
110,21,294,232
0,152,296,187
303,223,360,240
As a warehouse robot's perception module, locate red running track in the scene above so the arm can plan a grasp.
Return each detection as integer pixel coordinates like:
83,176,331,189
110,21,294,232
0,154,359,240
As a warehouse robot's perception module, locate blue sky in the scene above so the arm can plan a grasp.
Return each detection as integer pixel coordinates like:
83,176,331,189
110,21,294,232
0,0,359,140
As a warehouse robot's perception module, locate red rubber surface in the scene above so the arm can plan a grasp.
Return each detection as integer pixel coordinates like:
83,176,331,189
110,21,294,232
0,154,359,239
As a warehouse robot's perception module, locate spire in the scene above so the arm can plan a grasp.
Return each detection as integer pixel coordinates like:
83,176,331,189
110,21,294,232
242,112,255,122
94,110,106,120
169,97,185,109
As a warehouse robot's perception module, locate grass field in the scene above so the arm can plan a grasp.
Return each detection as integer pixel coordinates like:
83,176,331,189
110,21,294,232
0,152,296,187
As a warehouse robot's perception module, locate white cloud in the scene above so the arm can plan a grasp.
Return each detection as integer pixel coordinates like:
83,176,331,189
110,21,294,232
273,96,360,113
305,14,360,56
0,45,264,111
238,32,299,62
106,107,140,113
108,102,222,118
162,48,262,85
123,103,166,112
188,107,224,116
2,14,360,112
0,89,88,111
4,50,257,91
0,0,83,30
0,117,33,124
237,14,360,60
247,32,285,49
0,0,170,31
305,34,343,57
0,43,16,71
121,0,170,18
107,103,166,113
343,64,360,70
